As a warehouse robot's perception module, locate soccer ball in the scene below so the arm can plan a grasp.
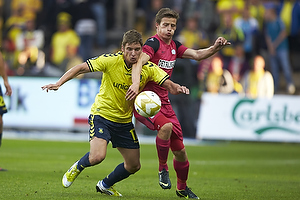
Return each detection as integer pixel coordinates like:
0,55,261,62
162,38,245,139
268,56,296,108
134,91,161,118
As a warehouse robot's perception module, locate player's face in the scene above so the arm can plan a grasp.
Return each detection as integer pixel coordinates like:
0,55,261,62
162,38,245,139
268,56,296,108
122,43,142,66
156,17,177,42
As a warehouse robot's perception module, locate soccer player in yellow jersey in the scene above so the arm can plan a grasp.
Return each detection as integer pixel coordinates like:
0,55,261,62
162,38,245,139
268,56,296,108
0,51,12,171
41,29,189,197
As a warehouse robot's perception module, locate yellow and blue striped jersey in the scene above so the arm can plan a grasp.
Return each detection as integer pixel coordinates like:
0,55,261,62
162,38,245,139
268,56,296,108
86,51,169,123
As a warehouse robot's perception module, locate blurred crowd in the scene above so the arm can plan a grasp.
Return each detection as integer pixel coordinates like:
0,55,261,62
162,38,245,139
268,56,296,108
0,0,299,98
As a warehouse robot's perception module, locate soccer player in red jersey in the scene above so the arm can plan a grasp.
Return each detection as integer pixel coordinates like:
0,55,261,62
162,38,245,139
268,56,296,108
125,8,230,199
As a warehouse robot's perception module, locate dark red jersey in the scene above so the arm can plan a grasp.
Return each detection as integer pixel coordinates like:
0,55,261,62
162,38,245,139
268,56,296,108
142,34,188,104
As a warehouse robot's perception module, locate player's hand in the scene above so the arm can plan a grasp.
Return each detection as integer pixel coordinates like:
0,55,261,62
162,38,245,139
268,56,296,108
214,37,231,51
41,83,60,92
126,82,139,101
3,81,12,96
178,86,189,95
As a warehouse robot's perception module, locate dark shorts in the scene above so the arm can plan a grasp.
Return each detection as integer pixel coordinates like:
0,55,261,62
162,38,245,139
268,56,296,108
88,114,139,149
0,86,8,116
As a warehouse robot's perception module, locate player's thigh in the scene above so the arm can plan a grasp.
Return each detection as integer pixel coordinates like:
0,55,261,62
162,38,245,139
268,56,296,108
170,122,185,152
133,108,156,130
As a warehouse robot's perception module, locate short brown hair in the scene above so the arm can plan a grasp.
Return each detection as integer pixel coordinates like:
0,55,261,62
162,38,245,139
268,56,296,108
121,29,143,47
155,8,179,24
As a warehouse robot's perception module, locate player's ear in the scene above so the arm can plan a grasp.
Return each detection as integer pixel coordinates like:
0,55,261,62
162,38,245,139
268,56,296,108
155,22,159,29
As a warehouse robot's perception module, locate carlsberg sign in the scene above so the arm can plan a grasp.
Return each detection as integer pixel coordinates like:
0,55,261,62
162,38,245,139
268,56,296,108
233,99,300,135
197,93,300,142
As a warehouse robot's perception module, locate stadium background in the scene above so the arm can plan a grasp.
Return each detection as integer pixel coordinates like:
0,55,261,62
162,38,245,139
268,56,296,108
1,0,300,143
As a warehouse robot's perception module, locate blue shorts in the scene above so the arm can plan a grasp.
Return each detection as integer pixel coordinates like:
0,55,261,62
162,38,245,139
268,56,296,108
88,114,139,149
0,86,8,116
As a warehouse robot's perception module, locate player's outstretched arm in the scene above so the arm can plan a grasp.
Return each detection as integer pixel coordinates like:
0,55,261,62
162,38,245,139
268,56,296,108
126,52,151,100
41,62,90,92
162,79,189,95
182,37,231,61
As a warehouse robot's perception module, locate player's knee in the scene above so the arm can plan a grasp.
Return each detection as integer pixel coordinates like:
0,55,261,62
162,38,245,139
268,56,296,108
89,153,106,165
133,163,141,173
161,122,173,132
173,148,187,161
158,122,173,139
127,162,141,174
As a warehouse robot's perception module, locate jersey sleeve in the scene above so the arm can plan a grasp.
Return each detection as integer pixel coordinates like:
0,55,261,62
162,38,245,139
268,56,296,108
143,37,160,59
86,52,122,72
145,62,169,85
86,55,106,72
174,40,188,58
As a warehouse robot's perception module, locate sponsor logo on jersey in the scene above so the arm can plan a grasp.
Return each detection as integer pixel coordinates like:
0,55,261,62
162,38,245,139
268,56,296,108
113,82,130,90
157,59,176,69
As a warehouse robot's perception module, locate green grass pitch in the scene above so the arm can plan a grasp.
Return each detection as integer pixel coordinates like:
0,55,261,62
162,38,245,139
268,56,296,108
0,139,300,200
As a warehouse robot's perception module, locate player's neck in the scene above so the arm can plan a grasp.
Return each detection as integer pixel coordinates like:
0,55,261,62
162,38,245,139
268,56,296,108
157,34,172,45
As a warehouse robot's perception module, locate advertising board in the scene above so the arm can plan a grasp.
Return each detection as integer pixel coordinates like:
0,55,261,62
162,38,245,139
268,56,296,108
197,93,300,142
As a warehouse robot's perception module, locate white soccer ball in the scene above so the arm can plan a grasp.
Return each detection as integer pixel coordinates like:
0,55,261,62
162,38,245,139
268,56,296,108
134,91,161,118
